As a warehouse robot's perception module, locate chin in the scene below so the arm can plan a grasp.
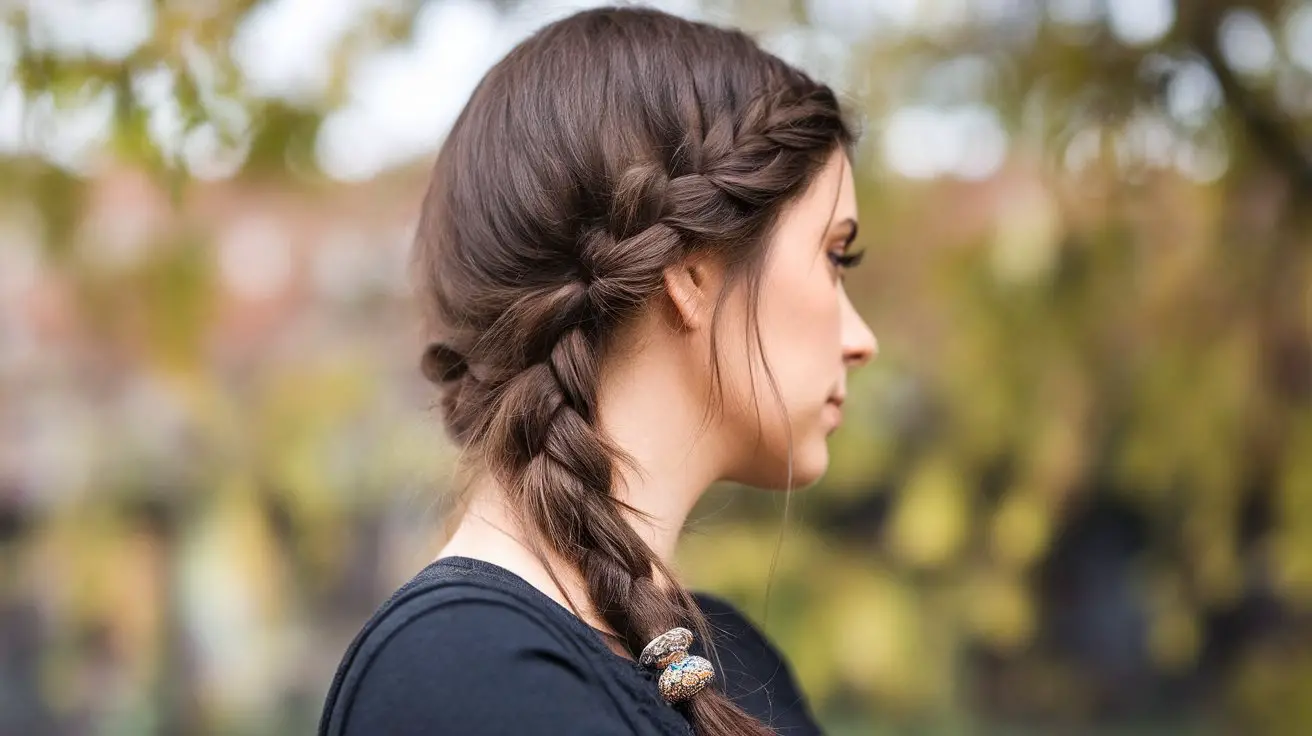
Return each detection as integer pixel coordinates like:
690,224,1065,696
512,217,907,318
788,440,830,488
736,437,830,490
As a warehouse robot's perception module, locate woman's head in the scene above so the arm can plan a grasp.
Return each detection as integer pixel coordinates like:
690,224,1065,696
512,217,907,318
412,6,871,732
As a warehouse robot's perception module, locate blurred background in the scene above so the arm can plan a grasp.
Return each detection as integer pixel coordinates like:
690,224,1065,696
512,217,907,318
1,0,1311,734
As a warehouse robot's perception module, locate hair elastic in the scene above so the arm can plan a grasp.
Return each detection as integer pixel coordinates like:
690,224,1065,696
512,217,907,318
639,627,715,703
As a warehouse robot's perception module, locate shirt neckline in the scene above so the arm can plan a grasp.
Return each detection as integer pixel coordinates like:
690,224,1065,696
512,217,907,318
428,555,652,675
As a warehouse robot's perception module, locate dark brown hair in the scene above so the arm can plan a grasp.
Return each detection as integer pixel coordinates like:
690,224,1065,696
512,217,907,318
412,7,850,733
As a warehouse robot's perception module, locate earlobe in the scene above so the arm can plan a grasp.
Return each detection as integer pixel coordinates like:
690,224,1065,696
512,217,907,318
662,257,715,331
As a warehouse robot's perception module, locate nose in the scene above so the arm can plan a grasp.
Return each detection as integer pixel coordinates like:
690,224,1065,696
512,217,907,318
840,285,876,368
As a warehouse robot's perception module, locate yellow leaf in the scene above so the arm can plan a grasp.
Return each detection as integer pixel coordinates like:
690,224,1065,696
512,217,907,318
889,457,969,570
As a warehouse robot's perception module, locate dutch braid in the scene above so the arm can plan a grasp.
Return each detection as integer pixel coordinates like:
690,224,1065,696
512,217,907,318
414,8,852,734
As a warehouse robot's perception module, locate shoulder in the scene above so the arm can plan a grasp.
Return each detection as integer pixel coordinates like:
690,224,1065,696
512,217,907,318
694,591,790,676
693,592,823,735
354,585,589,678
694,592,777,651
322,576,636,736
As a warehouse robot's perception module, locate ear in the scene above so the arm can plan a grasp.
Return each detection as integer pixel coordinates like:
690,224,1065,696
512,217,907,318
662,255,720,331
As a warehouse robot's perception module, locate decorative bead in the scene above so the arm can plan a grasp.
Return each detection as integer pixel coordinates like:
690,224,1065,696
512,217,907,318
639,627,694,669
657,655,715,703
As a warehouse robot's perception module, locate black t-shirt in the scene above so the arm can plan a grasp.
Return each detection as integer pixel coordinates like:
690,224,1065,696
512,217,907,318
318,556,822,735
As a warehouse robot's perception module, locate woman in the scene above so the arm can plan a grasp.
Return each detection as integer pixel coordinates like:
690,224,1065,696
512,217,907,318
320,6,875,735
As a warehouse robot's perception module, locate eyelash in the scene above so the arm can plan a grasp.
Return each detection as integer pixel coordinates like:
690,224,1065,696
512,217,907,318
828,249,865,270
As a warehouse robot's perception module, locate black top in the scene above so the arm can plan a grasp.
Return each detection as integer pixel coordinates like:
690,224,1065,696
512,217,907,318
319,556,822,735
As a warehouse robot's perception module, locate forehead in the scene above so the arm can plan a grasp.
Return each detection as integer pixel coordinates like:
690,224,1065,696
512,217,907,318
761,149,857,269
792,149,857,222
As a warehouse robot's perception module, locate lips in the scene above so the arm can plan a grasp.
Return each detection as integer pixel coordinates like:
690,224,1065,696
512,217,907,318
825,395,845,429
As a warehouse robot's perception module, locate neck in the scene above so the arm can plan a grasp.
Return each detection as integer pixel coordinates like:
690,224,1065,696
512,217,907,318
597,335,725,562
436,321,725,620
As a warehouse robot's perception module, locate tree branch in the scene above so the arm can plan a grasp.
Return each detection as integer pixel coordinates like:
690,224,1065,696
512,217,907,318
1184,2,1312,200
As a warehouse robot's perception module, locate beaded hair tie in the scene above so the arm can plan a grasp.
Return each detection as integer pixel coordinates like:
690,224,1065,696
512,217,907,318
639,627,715,703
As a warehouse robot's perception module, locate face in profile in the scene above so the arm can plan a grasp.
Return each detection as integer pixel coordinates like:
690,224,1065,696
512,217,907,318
716,148,877,489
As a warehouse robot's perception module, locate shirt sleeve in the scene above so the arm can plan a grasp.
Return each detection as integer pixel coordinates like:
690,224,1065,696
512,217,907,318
695,593,823,736
337,599,639,735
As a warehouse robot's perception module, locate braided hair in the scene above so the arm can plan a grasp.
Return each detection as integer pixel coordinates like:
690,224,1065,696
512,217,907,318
412,8,852,734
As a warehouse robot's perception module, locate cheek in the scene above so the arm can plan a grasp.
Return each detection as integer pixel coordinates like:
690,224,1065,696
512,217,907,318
721,264,842,488
759,267,841,387
722,288,836,478
756,268,842,485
